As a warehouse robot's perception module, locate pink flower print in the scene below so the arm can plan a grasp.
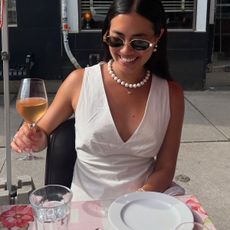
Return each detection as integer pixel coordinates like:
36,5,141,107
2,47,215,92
186,198,208,215
0,205,34,229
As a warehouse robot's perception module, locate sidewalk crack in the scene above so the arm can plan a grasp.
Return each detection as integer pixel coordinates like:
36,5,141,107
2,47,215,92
184,97,230,141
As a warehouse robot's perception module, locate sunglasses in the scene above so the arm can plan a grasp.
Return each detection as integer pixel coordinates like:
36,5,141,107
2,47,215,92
103,36,154,51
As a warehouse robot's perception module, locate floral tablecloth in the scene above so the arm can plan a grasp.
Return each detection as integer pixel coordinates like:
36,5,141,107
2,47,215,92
0,195,216,230
0,205,33,230
176,195,216,230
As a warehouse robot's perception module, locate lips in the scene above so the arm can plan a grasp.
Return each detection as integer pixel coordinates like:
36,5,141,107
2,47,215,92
120,57,136,63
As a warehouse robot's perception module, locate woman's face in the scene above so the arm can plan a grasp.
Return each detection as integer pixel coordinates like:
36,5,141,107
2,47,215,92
107,12,160,72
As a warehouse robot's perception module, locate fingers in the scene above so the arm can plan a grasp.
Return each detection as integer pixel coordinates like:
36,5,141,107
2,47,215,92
11,123,48,153
137,187,145,192
11,134,20,152
11,124,34,153
11,134,22,153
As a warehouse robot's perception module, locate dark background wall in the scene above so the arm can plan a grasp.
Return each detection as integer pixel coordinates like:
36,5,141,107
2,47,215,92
1,0,62,80
168,32,208,90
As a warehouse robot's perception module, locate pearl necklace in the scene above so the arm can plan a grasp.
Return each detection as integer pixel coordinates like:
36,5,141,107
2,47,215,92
108,60,151,91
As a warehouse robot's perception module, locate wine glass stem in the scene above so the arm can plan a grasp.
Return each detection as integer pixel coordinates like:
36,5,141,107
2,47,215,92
18,122,40,160
27,123,37,159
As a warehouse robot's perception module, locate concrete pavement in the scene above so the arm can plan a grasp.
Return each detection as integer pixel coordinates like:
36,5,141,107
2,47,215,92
176,90,230,230
0,84,230,229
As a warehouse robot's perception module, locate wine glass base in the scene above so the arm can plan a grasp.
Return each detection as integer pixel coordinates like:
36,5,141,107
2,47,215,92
17,154,43,161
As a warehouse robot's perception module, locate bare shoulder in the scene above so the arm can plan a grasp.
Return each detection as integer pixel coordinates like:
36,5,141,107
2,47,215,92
64,68,85,85
168,81,184,102
56,68,85,109
168,81,184,112
168,81,184,97
59,68,85,93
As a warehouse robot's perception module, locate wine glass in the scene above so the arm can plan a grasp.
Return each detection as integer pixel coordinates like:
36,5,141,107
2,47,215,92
175,222,210,230
16,78,48,160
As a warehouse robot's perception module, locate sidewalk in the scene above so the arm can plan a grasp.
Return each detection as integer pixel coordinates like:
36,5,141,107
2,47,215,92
176,90,230,230
0,87,230,229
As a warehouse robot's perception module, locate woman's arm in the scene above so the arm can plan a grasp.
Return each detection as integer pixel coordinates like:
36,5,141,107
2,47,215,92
38,68,84,135
141,81,185,192
11,68,84,153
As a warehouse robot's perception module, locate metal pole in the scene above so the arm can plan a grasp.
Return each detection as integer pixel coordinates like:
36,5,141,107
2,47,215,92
1,0,12,194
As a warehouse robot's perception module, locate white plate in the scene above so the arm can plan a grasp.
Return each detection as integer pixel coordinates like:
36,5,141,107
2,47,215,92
108,192,193,230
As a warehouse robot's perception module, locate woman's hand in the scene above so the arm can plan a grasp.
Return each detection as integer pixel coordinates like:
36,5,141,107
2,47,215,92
11,123,48,153
137,187,145,192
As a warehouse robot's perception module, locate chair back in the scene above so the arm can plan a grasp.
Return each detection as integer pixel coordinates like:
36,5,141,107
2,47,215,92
45,118,76,188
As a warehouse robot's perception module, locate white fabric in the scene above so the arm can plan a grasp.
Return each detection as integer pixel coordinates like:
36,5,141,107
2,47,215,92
71,63,170,201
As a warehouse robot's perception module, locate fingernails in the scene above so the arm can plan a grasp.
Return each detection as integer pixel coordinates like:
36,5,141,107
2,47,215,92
16,148,22,153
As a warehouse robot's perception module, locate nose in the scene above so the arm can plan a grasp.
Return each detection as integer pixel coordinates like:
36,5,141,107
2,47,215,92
120,41,134,53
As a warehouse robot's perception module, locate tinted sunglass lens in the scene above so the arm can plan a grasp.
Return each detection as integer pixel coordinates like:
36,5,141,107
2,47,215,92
105,36,151,50
131,40,149,50
107,37,123,47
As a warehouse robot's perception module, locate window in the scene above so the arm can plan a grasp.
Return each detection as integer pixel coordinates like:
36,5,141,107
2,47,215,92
215,0,230,36
164,0,196,29
214,0,230,53
80,0,112,30
80,0,197,30
216,0,230,20
9,0,17,25
1,0,17,26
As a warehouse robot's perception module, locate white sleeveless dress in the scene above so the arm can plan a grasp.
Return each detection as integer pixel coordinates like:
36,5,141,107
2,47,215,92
71,63,170,201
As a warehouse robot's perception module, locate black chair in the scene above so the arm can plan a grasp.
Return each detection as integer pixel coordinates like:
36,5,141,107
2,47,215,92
45,117,77,188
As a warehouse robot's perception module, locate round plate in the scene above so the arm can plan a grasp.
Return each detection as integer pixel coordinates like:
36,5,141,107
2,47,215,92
108,192,193,230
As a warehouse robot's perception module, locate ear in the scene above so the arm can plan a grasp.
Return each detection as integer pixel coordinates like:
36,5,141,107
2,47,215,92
155,28,165,43
159,28,164,39
156,28,164,42
103,30,109,40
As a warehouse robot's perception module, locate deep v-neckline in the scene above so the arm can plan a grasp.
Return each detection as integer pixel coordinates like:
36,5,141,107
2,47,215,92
99,64,154,144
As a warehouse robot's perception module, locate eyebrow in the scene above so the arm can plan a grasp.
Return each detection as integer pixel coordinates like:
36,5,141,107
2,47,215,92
111,30,147,37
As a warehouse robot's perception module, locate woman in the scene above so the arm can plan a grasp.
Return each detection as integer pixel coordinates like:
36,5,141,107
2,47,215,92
11,0,184,201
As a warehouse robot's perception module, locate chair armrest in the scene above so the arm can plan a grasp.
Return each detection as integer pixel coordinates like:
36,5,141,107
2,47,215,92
45,117,77,188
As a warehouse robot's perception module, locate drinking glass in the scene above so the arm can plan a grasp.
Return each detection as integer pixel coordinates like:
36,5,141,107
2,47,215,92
175,222,210,230
16,78,48,160
29,185,73,230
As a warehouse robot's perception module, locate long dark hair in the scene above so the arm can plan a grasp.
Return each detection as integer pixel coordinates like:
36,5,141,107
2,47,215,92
102,0,172,81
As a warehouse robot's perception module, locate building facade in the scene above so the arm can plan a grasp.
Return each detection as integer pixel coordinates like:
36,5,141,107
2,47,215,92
1,0,228,90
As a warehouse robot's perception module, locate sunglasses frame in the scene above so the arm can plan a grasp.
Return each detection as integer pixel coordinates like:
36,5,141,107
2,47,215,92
103,35,154,51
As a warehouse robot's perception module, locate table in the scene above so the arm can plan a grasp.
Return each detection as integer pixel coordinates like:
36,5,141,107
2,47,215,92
0,195,216,230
